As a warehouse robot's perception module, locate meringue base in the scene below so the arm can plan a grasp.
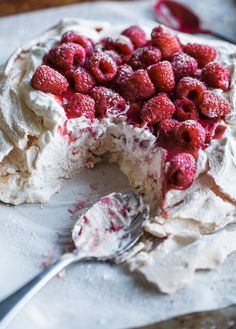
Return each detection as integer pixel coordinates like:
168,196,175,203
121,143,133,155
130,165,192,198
1,18,236,293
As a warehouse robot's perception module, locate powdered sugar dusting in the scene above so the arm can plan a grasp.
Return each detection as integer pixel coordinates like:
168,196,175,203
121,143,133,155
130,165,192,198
1,16,236,301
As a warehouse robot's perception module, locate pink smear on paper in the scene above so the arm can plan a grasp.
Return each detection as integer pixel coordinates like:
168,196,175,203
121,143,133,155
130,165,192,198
89,182,99,191
68,199,89,216
111,221,122,232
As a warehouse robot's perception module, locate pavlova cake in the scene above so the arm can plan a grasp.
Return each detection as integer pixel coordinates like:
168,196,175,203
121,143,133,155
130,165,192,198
1,18,236,293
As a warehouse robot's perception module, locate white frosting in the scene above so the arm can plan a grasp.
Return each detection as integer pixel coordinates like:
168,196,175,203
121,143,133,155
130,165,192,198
1,18,236,293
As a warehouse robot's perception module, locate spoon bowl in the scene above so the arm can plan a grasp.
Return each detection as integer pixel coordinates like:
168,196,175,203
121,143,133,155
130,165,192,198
153,0,207,34
0,192,149,328
72,192,149,259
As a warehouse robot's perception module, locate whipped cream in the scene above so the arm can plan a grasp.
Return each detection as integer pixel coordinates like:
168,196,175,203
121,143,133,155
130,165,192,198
72,192,148,258
1,18,236,293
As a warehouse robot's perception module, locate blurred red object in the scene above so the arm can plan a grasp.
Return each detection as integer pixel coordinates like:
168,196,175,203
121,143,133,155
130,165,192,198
153,0,210,33
153,0,236,44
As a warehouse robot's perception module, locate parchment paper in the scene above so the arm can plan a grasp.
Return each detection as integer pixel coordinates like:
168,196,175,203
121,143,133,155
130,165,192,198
0,1,236,328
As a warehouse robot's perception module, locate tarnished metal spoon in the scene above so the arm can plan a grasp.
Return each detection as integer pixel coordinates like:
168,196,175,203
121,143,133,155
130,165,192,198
0,192,148,329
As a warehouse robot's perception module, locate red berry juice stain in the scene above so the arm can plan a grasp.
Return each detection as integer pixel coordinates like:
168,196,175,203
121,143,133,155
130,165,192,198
199,118,226,144
89,182,99,191
58,121,77,145
101,196,113,206
110,221,122,232
83,215,89,224
68,199,89,216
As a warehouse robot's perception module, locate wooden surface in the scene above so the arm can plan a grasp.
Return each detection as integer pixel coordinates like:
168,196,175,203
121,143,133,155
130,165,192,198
0,0,106,16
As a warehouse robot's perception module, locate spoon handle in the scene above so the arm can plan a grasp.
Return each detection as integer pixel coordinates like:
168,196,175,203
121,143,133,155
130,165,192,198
0,253,78,329
210,31,236,45
199,29,236,45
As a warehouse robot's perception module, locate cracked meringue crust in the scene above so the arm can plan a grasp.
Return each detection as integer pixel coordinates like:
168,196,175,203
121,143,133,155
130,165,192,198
1,18,236,293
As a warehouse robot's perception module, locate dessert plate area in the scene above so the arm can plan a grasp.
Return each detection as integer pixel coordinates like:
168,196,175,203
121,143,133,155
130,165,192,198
1,1,236,328
1,162,236,329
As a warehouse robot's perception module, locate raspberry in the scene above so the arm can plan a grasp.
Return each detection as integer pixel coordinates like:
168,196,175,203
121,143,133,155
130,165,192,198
211,123,226,140
194,69,202,79
66,67,96,94
199,90,232,118
151,26,181,59
48,42,86,71
184,43,217,68
65,93,95,119
113,64,133,89
93,39,105,52
171,52,198,81
176,77,206,100
126,102,142,124
175,120,206,149
201,62,230,91
61,31,94,55
201,119,226,144
148,61,175,92
129,46,162,70
167,153,196,190
141,94,175,124
88,52,117,83
174,99,199,121
91,86,126,118
123,69,156,101
31,65,69,95
104,35,134,62
104,50,122,65
158,118,180,140
122,25,147,49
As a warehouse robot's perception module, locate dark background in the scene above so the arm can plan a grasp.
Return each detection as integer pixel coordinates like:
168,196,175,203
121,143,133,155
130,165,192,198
0,0,128,16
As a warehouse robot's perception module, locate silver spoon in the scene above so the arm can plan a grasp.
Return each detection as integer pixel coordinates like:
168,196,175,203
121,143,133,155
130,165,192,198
0,192,149,329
